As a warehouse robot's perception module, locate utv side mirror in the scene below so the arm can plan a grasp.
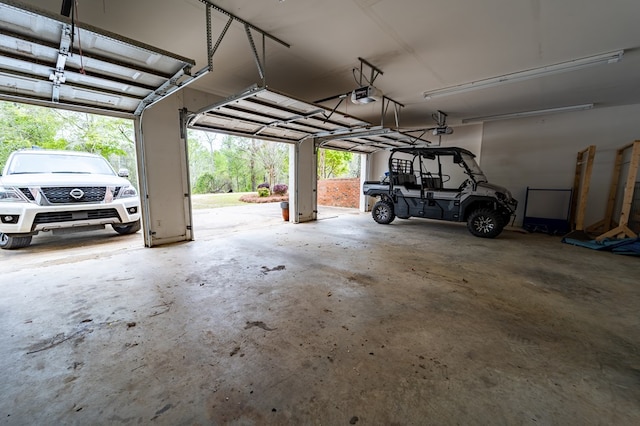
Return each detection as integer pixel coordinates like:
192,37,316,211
118,168,130,178
453,154,463,164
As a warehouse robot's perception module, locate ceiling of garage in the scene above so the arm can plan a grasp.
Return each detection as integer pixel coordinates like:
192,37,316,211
8,0,640,129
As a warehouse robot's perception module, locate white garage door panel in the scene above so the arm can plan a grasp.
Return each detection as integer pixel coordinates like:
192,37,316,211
0,0,195,116
139,95,191,246
0,54,152,99
189,86,371,144
191,114,311,143
189,86,433,153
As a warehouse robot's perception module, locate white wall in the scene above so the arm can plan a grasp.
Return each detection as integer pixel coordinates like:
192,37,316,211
480,103,640,226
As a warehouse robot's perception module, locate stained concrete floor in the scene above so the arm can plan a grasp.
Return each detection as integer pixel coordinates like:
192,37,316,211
1,204,639,425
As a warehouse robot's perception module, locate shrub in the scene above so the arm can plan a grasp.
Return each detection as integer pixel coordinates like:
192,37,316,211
193,173,216,194
257,182,270,189
272,183,288,195
257,187,271,197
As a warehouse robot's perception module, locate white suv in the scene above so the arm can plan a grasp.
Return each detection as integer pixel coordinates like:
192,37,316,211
0,149,141,249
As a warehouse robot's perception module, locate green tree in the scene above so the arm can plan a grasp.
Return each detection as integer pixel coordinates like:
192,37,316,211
53,109,137,186
220,136,252,191
318,148,353,179
256,141,289,187
54,110,130,158
193,172,217,194
0,102,66,169
0,101,137,186
187,132,215,187
186,132,290,194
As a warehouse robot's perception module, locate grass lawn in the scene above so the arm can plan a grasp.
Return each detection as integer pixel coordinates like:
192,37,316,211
191,192,287,209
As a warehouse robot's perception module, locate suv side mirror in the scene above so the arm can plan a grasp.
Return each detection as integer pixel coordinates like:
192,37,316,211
117,168,130,178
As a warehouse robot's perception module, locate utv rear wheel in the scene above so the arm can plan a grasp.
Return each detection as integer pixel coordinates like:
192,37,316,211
0,232,32,249
372,201,395,224
467,208,503,238
112,220,141,235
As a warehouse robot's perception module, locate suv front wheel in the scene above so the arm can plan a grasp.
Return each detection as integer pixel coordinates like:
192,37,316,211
467,208,504,238
0,232,33,250
112,220,141,235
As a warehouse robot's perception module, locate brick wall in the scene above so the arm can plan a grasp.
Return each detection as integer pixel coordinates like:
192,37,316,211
317,178,360,208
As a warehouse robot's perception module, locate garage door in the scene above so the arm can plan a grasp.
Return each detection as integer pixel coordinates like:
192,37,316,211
0,0,196,117
0,1,201,248
188,85,431,153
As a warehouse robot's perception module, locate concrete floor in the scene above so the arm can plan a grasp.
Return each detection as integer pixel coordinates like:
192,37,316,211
1,204,639,425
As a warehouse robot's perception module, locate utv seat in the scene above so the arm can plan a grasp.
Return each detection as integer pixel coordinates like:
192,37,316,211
393,173,421,190
421,174,441,189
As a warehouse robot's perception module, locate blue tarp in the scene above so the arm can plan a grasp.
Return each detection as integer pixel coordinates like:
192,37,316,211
561,236,640,256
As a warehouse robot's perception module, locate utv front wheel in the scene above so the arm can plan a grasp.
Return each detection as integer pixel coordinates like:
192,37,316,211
0,232,32,250
467,208,503,238
372,201,395,224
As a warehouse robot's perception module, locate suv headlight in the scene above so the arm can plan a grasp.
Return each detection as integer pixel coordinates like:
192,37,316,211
0,186,26,202
118,185,138,199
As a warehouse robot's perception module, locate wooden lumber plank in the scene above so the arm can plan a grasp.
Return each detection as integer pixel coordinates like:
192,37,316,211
596,224,636,241
575,145,596,231
603,148,625,230
618,141,640,226
595,140,640,241
570,149,586,229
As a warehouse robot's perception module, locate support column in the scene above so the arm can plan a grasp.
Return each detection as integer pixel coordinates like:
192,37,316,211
289,138,317,223
137,93,193,247
359,153,372,212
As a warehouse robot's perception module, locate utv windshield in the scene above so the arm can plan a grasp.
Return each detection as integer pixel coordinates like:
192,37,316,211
6,153,116,176
461,153,487,183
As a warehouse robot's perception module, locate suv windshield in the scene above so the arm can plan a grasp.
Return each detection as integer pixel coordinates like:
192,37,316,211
6,153,116,176
462,153,487,183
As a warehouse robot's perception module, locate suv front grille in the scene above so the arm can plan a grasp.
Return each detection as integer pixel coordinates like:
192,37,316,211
33,208,120,224
41,187,106,203
19,188,35,201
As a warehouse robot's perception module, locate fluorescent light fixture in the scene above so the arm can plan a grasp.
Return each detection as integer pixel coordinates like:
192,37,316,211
461,103,594,124
424,50,623,100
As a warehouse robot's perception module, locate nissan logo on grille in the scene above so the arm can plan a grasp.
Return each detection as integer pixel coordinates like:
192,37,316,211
69,188,85,200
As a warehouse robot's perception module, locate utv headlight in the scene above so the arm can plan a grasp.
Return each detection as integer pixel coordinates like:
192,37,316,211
0,186,26,202
118,185,138,198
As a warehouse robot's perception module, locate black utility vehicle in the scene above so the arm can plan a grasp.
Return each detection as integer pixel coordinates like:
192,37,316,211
363,147,517,238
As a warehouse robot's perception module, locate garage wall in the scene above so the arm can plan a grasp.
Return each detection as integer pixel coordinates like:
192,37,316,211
317,178,360,208
480,103,640,226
